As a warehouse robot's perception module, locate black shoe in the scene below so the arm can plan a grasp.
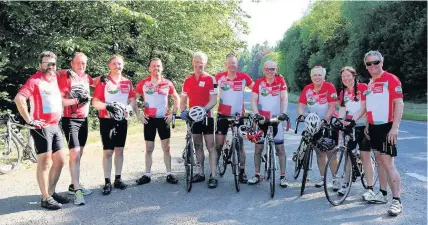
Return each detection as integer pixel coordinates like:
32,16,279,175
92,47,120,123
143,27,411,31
102,183,112,195
192,174,206,183
136,175,151,185
114,179,128,189
208,177,218,188
239,172,248,184
52,192,70,204
41,196,62,210
166,174,178,184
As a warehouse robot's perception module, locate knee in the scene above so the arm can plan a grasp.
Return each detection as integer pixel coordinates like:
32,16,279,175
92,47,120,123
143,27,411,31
194,142,203,151
162,146,170,154
39,159,52,171
276,148,285,156
69,149,81,161
104,151,114,158
115,148,124,156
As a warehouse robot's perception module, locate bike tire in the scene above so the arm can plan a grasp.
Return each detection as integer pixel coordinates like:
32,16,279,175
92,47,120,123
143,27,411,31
300,146,312,196
185,143,193,192
324,148,353,206
294,140,305,179
232,139,240,192
218,148,228,177
26,134,37,163
269,141,276,198
0,135,22,174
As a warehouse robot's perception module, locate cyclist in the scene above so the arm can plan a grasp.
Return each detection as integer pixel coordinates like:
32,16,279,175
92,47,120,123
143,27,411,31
248,60,289,188
338,66,373,197
14,51,69,210
297,65,339,188
134,58,180,185
180,51,218,188
352,51,403,216
58,52,94,205
92,55,137,195
215,53,254,183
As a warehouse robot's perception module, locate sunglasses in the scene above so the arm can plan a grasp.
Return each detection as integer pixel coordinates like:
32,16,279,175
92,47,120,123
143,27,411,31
41,62,57,67
365,60,381,67
264,68,276,71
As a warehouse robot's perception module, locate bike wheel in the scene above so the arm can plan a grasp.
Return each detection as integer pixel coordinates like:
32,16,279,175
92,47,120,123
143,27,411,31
185,144,194,192
25,132,37,163
0,134,22,174
293,140,305,179
300,146,312,196
218,148,228,177
361,152,379,189
324,148,352,206
269,142,276,198
232,139,240,192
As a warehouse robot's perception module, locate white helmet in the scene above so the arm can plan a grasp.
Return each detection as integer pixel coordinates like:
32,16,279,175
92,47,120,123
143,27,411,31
304,113,321,135
108,102,126,121
238,125,249,138
124,105,133,120
188,106,206,122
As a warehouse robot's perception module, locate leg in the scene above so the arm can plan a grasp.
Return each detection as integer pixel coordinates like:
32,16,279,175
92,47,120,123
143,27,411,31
380,155,401,198
315,149,327,177
254,144,263,175
103,150,114,180
114,147,124,176
69,147,82,190
239,137,246,170
37,152,52,199
48,149,66,195
275,144,286,176
192,133,205,175
204,134,217,177
160,139,171,172
145,141,155,173
215,134,225,164
361,151,374,187
326,149,338,175
375,151,388,191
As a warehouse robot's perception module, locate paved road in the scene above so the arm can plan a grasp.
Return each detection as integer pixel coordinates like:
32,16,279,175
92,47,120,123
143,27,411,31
0,93,426,225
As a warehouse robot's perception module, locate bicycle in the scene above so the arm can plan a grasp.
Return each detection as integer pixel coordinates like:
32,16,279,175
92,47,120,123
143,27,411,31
293,114,330,196
0,113,37,174
252,113,290,198
217,113,252,192
323,117,378,206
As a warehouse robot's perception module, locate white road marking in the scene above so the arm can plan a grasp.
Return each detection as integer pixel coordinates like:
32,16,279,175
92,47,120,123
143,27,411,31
405,173,428,182
398,130,409,133
402,120,427,125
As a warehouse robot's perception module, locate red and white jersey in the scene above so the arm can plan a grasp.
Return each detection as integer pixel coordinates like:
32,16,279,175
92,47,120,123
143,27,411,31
17,71,62,127
181,73,217,117
135,77,176,118
93,75,135,119
365,71,403,125
252,76,287,141
298,82,338,119
58,70,93,118
215,71,253,116
339,83,368,126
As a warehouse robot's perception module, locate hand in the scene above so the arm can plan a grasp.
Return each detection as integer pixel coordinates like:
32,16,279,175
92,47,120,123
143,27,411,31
343,119,355,127
164,114,173,123
138,114,148,124
28,119,48,127
105,103,115,113
77,96,89,105
180,111,188,120
364,125,370,140
297,114,305,122
387,127,399,145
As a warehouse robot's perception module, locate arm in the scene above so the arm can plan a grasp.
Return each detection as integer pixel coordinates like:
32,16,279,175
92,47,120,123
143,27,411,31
280,90,288,114
14,94,32,123
204,94,217,111
92,97,107,110
352,101,367,121
171,90,180,114
297,103,306,117
180,95,188,112
325,102,336,121
391,98,404,130
62,96,79,107
250,92,259,114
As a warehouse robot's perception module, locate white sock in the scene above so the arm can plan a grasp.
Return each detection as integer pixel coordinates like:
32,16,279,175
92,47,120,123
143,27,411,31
144,173,151,177
166,172,172,176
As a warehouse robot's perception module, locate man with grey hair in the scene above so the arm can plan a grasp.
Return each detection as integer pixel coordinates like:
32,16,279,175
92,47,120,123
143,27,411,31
352,50,404,216
15,51,69,210
180,51,219,188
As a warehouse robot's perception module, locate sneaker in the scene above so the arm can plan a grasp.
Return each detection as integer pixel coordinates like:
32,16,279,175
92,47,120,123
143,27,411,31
337,184,349,196
280,177,289,188
362,189,375,201
239,172,248,184
208,177,218,188
136,175,151,185
52,192,70,204
166,174,178,184
192,174,206,183
387,199,403,216
366,191,387,204
315,178,324,188
41,196,62,210
248,174,262,185
102,183,112,195
332,179,341,192
73,190,86,206
68,184,93,196
113,179,128,189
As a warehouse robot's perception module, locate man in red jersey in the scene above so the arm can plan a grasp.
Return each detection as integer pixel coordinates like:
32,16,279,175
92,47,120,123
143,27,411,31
15,51,69,210
180,51,218,188
58,52,94,205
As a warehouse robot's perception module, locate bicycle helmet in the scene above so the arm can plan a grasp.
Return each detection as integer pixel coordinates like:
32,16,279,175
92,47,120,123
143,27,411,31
238,125,249,138
188,106,206,122
317,137,336,152
69,84,90,99
304,113,321,135
247,130,264,143
107,102,126,121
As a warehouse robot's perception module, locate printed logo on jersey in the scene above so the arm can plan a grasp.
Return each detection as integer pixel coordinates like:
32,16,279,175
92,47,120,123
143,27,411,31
232,81,243,91
120,84,130,94
372,83,384,94
307,96,316,105
220,81,231,91
395,86,402,94
331,93,338,99
145,85,155,95
106,82,119,94
260,87,269,97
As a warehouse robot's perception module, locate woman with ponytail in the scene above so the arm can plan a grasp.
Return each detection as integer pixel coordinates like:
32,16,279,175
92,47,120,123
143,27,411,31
338,66,375,199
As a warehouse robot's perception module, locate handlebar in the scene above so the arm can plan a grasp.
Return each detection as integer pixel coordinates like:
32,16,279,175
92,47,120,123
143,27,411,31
251,113,291,131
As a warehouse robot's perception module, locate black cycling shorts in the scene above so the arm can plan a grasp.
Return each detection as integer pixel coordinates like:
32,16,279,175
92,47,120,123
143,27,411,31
191,117,214,135
61,117,88,149
347,126,370,152
368,122,397,157
30,125,64,154
215,114,244,135
144,118,171,141
99,118,128,150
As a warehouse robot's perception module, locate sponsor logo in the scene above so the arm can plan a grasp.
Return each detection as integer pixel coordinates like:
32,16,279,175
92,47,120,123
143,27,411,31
373,85,384,94
307,96,316,105
261,87,269,97
331,93,338,99
319,97,327,104
220,82,231,91
106,83,118,94
344,96,349,103
145,86,155,95
232,81,243,91
395,86,402,94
